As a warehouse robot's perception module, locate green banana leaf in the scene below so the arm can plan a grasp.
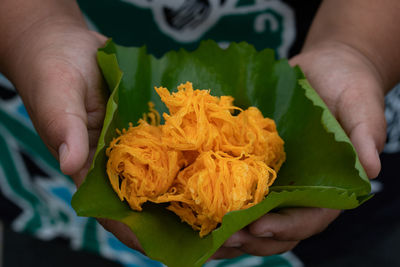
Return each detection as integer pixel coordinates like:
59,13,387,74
71,39,371,267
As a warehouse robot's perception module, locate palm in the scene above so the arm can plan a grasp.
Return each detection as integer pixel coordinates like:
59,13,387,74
18,27,144,250
16,28,108,185
290,43,386,177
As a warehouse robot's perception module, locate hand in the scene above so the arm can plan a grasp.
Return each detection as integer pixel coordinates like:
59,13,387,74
1,15,145,253
10,23,107,184
211,208,340,259
212,40,386,259
291,41,386,178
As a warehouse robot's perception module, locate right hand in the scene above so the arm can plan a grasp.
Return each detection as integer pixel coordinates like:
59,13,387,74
2,17,145,254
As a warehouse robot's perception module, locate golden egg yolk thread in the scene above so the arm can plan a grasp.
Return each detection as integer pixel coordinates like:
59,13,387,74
106,81,285,237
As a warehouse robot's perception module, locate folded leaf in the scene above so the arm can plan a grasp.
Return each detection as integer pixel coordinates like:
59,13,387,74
72,39,370,267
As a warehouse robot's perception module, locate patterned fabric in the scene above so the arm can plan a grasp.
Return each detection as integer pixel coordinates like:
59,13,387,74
384,84,400,153
78,0,296,58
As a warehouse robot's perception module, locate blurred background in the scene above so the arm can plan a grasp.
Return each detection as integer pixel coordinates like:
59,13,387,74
1,0,399,266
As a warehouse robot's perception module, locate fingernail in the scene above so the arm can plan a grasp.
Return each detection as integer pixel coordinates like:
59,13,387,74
59,143,68,164
224,233,242,247
259,231,274,238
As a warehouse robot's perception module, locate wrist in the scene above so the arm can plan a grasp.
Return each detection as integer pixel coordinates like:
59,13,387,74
303,0,400,92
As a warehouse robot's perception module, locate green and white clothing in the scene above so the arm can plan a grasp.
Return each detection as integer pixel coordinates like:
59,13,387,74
9,1,393,266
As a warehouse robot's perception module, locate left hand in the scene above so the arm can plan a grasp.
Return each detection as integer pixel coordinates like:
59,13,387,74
212,208,340,259
212,40,386,259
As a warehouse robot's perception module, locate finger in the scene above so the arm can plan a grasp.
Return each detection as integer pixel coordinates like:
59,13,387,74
334,78,386,178
71,146,97,187
223,229,248,248
240,239,298,256
97,218,144,254
248,208,340,241
223,230,298,256
348,121,382,178
291,48,386,179
27,61,90,176
209,247,243,260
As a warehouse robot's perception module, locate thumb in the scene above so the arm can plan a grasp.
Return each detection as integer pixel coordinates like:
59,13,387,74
55,112,89,176
27,66,89,176
290,48,387,179
335,81,386,178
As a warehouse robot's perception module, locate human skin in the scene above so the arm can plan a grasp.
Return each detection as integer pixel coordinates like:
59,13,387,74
217,0,400,258
0,0,142,251
1,0,399,260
